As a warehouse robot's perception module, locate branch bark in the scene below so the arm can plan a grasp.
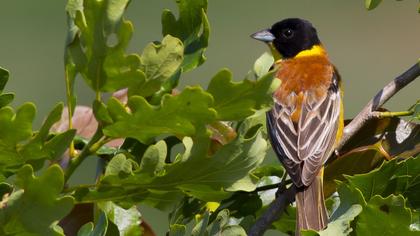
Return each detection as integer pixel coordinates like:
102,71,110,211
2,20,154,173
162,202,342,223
336,62,420,152
248,186,296,236
248,61,420,236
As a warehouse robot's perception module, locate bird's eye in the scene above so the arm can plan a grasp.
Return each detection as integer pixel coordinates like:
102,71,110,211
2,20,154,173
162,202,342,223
282,28,294,39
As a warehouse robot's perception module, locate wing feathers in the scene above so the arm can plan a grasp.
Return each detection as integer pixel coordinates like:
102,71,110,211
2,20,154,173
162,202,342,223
268,79,341,186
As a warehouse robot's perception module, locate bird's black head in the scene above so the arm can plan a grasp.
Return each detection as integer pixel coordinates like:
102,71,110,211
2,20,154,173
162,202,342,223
251,18,321,59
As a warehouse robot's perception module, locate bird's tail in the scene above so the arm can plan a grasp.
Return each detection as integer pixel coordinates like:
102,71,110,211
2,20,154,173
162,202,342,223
295,169,328,235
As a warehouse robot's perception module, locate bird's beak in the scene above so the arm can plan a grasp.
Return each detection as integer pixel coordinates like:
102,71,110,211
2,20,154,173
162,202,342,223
251,29,275,42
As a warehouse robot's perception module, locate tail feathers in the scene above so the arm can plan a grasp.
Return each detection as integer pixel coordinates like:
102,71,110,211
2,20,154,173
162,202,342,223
295,174,328,235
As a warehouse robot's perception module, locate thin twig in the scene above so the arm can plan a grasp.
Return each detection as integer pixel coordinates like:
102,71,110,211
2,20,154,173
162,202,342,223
249,62,420,235
248,186,296,236
336,62,420,152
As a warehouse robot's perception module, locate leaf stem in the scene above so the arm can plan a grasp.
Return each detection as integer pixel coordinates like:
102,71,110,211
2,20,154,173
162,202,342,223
64,66,76,158
371,110,414,118
64,128,107,183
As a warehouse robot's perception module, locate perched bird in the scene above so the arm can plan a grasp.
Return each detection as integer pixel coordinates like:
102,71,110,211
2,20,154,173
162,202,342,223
252,18,343,234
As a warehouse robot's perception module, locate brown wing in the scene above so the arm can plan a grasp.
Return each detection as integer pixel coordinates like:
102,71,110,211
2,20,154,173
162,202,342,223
267,73,341,187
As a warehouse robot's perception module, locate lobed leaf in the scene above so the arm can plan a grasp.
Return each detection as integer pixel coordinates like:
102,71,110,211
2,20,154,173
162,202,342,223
66,0,142,92
0,67,14,108
130,35,184,98
345,157,420,209
73,126,267,207
0,103,75,178
103,87,217,143
0,165,74,236
355,195,419,235
207,69,275,121
161,0,209,71
325,117,420,195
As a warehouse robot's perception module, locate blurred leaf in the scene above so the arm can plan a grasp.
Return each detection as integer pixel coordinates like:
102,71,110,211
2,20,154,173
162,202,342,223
410,100,420,121
0,182,13,197
339,117,420,159
272,206,297,235
162,0,209,71
130,35,184,97
206,69,275,120
253,164,284,179
365,0,383,10
59,203,94,236
169,224,186,236
66,0,142,92
0,67,14,108
98,201,142,236
0,165,74,236
73,126,267,207
0,67,9,92
253,52,274,78
326,117,420,195
103,87,217,143
345,157,420,209
169,197,204,226
355,195,419,235
302,205,362,236
324,147,384,197
77,211,108,236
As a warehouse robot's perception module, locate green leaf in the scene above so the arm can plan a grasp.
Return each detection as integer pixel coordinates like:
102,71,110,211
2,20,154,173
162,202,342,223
206,69,275,120
66,0,142,92
129,35,184,97
355,195,419,235
0,165,74,236
324,147,384,197
0,103,75,178
21,103,76,162
365,0,383,10
98,201,142,236
325,117,420,196
272,206,297,235
103,87,217,143
410,100,420,121
77,211,108,236
253,52,274,78
0,67,9,92
345,157,420,209
162,0,209,71
73,127,267,207
169,224,186,236
0,67,14,108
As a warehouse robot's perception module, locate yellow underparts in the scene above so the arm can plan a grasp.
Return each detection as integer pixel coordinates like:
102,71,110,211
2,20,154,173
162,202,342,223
271,45,326,65
295,45,326,58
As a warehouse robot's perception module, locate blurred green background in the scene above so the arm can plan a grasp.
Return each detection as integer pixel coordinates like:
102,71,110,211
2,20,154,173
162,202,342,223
0,1,419,235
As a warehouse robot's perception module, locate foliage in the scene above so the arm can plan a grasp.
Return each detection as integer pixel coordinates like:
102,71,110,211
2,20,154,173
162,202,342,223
0,0,419,236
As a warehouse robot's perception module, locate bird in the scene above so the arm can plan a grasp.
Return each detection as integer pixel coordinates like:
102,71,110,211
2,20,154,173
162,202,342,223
251,18,344,234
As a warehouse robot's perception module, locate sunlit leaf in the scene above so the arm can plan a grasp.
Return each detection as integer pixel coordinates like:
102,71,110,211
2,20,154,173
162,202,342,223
98,201,142,236
103,87,217,143
66,0,142,92
162,0,209,71
355,195,419,235
365,0,383,10
207,69,275,120
130,35,183,97
73,126,267,208
345,157,420,209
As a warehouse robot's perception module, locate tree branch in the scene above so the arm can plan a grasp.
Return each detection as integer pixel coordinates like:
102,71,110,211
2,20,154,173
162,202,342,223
248,186,296,236
249,61,420,236
336,62,420,152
